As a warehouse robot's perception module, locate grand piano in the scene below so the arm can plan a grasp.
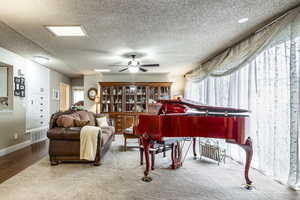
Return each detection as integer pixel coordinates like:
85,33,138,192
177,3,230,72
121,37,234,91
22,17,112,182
134,98,253,188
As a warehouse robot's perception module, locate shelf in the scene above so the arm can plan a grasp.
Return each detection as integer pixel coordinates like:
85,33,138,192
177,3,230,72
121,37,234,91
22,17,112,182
100,82,171,117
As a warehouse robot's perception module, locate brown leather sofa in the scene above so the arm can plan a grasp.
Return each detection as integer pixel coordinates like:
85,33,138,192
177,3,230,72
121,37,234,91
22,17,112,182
47,110,115,166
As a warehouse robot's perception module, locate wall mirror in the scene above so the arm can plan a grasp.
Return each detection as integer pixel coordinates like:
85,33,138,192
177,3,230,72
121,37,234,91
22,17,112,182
0,63,13,111
0,66,8,97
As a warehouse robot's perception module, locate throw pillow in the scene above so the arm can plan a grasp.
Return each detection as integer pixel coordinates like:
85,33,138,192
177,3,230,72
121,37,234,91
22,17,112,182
56,115,75,128
77,111,91,121
96,116,109,127
74,119,90,127
87,112,96,126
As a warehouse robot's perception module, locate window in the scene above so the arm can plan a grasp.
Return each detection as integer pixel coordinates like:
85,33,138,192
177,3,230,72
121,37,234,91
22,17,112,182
72,88,84,104
184,38,299,184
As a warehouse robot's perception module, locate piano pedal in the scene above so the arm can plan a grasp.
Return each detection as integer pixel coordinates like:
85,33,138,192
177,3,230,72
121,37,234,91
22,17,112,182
240,184,255,190
142,176,153,182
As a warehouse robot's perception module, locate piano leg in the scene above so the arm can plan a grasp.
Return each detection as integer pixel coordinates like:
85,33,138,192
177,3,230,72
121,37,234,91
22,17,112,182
192,138,197,159
238,137,253,190
171,141,182,169
141,136,152,182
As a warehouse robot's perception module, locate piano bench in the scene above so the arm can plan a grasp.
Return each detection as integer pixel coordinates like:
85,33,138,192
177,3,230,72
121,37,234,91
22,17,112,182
139,142,173,170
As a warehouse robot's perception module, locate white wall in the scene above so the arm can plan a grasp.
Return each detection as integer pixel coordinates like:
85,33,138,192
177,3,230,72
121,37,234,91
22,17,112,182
0,47,29,150
83,73,185,111
0,47,70,152
84,73,103,112
49,70,71,114
26,61,50,130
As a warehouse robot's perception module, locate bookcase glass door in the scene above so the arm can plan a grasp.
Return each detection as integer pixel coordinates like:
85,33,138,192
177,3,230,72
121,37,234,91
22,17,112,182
125,85,136,112
149,86,159,104
160,86,171,99
136,86,147,112
112,86,123,112
101,86,111,112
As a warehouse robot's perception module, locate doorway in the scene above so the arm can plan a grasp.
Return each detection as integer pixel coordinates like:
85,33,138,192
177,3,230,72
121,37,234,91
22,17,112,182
59,83,70,111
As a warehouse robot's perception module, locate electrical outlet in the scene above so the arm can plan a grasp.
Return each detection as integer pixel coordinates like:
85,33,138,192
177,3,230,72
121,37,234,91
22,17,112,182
13,133,18,140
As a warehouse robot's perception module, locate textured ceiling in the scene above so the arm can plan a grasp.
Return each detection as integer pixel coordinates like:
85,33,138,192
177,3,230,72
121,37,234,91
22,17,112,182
0,0,299,77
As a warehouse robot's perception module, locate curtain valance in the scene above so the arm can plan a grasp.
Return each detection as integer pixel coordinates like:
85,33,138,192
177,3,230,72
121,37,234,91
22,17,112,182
185,6,300,81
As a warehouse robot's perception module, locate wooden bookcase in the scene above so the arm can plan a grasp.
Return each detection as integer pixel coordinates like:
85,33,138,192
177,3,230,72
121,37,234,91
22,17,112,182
99,82,172,134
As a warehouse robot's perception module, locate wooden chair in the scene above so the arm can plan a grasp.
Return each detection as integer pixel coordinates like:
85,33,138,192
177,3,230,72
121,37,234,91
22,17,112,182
123,127,140,151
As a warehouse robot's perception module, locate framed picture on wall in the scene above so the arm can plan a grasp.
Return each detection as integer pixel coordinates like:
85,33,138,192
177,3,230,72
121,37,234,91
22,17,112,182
14,90,20,96
52,88,60,100
14,77,20,84
14,76,25,97
20,77,25,85
20,90,25,97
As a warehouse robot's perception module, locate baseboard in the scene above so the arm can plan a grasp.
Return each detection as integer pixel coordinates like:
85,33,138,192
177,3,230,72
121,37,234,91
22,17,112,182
31,137,47,144
0,140,31,157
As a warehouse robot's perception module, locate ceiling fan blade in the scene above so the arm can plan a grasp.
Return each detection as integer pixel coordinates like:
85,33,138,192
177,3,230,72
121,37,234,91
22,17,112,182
139,67,148,72
108,64,127,67
119,68,128,72
140,64,159,67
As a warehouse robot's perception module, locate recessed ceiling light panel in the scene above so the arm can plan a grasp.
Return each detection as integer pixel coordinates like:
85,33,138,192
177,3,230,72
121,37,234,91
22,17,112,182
46,25,87,37
94,69,111,72
238,18,249,24
33,56,49,65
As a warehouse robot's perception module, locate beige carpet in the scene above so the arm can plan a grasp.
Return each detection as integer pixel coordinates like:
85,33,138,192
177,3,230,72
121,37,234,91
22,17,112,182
0,136,299,200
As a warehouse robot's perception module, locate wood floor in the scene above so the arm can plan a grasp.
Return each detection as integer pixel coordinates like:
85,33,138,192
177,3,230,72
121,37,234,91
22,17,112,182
0,140,48,184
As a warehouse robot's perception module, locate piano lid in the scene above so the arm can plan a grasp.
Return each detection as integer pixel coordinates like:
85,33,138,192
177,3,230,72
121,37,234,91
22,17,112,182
158,98,250,114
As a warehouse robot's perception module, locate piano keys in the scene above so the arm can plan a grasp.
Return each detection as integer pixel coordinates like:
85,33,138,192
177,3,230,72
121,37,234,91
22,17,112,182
134,98,253,189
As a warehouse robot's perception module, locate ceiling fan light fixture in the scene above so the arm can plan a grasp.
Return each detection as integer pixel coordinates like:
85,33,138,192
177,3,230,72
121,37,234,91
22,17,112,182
128,66,139,73
129,60,139,66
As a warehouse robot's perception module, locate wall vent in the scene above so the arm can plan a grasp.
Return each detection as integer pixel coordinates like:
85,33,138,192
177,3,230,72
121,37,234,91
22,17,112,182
27,127,48,144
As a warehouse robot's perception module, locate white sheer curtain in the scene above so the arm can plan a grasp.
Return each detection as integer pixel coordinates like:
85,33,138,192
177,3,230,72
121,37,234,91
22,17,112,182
185,37,300,189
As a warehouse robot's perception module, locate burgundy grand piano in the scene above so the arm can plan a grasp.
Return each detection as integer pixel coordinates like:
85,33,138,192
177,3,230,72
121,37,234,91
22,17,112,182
134,98,253,188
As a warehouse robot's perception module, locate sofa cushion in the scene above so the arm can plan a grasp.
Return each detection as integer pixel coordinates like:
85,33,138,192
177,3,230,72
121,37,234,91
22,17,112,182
70,112,81,120
77,111,90,121
56,115,76,128
74,119,90,127
77,111,96,126
87,112,96,126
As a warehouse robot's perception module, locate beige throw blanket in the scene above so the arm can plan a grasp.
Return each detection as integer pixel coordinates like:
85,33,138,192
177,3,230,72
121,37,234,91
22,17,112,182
80,126,101,161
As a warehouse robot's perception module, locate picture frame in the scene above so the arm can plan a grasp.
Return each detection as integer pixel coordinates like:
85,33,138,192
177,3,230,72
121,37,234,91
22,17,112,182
14,77,20,83
14,76,25,97
52,88,60,100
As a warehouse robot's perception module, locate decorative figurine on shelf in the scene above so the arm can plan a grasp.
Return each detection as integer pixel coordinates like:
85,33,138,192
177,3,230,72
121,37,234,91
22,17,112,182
135,105,143,112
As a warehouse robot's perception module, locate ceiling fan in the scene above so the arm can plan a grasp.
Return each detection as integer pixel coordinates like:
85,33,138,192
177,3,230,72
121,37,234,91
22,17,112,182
113,55,159,73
